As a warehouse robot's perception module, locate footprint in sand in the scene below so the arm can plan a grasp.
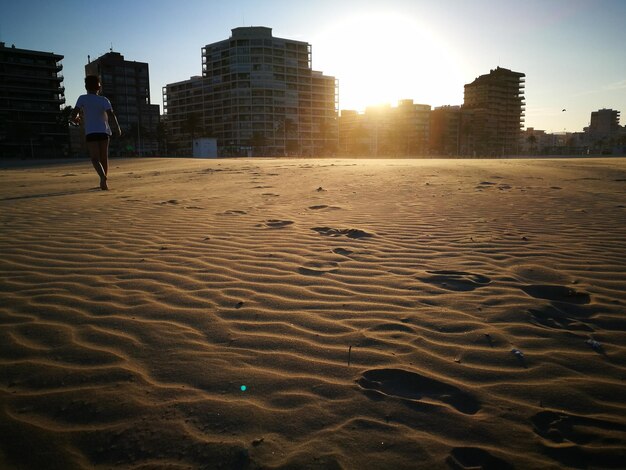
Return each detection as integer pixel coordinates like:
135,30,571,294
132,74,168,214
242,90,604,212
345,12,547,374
219,210,247,216
308,205,341,211
520,285,590,304
419,271,491,292
312,227,373,239
532,410,626,442
531,410,626,467
332,247,354,257
475,181,497,190
357,368,480,415
528,305,594,332
446,447,513,470
298,261,339,275
263,219,294,229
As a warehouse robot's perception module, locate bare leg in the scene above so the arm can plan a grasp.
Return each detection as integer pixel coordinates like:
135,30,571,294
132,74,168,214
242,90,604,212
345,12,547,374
87,141,107,190
98,139,109,176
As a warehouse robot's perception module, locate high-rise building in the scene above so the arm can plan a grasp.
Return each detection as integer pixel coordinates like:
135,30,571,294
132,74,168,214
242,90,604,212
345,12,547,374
337,110,369,156
85,51,160,156
395,99,431,155
586,109,620,137
338,100,430,156
463,67,525,156
163,27,338,157
430,105,462,156
162,75,210,155
0,42,68,158
338,105,392,156
584,108,622,154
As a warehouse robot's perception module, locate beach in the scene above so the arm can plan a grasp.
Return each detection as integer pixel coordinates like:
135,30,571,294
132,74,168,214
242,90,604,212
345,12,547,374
1,157,625,469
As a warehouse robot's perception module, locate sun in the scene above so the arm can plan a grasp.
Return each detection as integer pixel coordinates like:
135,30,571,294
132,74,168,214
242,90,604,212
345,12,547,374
313,12,464,112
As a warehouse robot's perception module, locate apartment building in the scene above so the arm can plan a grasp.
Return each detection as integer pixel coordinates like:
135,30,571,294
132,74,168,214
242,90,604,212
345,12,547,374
0,42,68,158
338,105,392,156
163,27,338,157
584,108,624,153
85,51,160,156
430,105,462,156
161,76,206,155
463,67,525,156
338,100,430,156
338,110,367,155
586,109,620,138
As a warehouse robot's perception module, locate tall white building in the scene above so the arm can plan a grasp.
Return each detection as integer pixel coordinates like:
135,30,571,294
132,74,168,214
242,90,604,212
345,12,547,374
164,27,338,156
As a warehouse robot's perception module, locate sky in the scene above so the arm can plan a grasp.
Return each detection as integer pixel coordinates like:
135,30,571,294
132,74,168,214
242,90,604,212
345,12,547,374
2,0,625,133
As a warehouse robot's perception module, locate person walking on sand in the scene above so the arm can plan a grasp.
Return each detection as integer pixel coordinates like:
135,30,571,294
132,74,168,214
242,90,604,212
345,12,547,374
70,75,121,190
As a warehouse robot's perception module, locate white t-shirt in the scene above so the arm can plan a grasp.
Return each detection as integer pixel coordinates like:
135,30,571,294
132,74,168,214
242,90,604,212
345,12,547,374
75,94,113,135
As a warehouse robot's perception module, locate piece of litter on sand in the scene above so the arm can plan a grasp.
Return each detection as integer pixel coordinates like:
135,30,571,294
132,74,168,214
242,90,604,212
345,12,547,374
586,339,603,352
511,348,524,358
511,349,526,366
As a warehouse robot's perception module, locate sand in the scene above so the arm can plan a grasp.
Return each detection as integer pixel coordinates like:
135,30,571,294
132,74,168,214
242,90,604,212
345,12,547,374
1,157,625,469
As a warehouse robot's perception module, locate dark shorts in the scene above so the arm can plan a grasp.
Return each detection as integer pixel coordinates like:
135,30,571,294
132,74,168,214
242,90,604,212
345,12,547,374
86,133,110,142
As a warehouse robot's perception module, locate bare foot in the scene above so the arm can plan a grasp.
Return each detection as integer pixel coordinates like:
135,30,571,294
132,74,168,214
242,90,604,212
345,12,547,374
100,178,109,190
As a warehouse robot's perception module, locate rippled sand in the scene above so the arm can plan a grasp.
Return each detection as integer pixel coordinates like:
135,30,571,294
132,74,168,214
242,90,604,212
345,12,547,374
1,157,625,469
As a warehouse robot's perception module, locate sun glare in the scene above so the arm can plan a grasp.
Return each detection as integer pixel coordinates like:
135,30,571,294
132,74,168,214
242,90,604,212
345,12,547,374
313,12,464,112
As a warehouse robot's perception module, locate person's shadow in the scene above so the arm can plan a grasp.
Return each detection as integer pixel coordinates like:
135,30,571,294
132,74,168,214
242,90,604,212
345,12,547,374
0,188,101,201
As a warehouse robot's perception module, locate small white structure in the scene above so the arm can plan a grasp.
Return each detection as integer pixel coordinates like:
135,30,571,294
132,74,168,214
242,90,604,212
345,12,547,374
193,138,218,158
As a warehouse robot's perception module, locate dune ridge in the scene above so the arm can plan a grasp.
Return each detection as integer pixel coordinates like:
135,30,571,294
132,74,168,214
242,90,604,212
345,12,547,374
1,157,626,469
